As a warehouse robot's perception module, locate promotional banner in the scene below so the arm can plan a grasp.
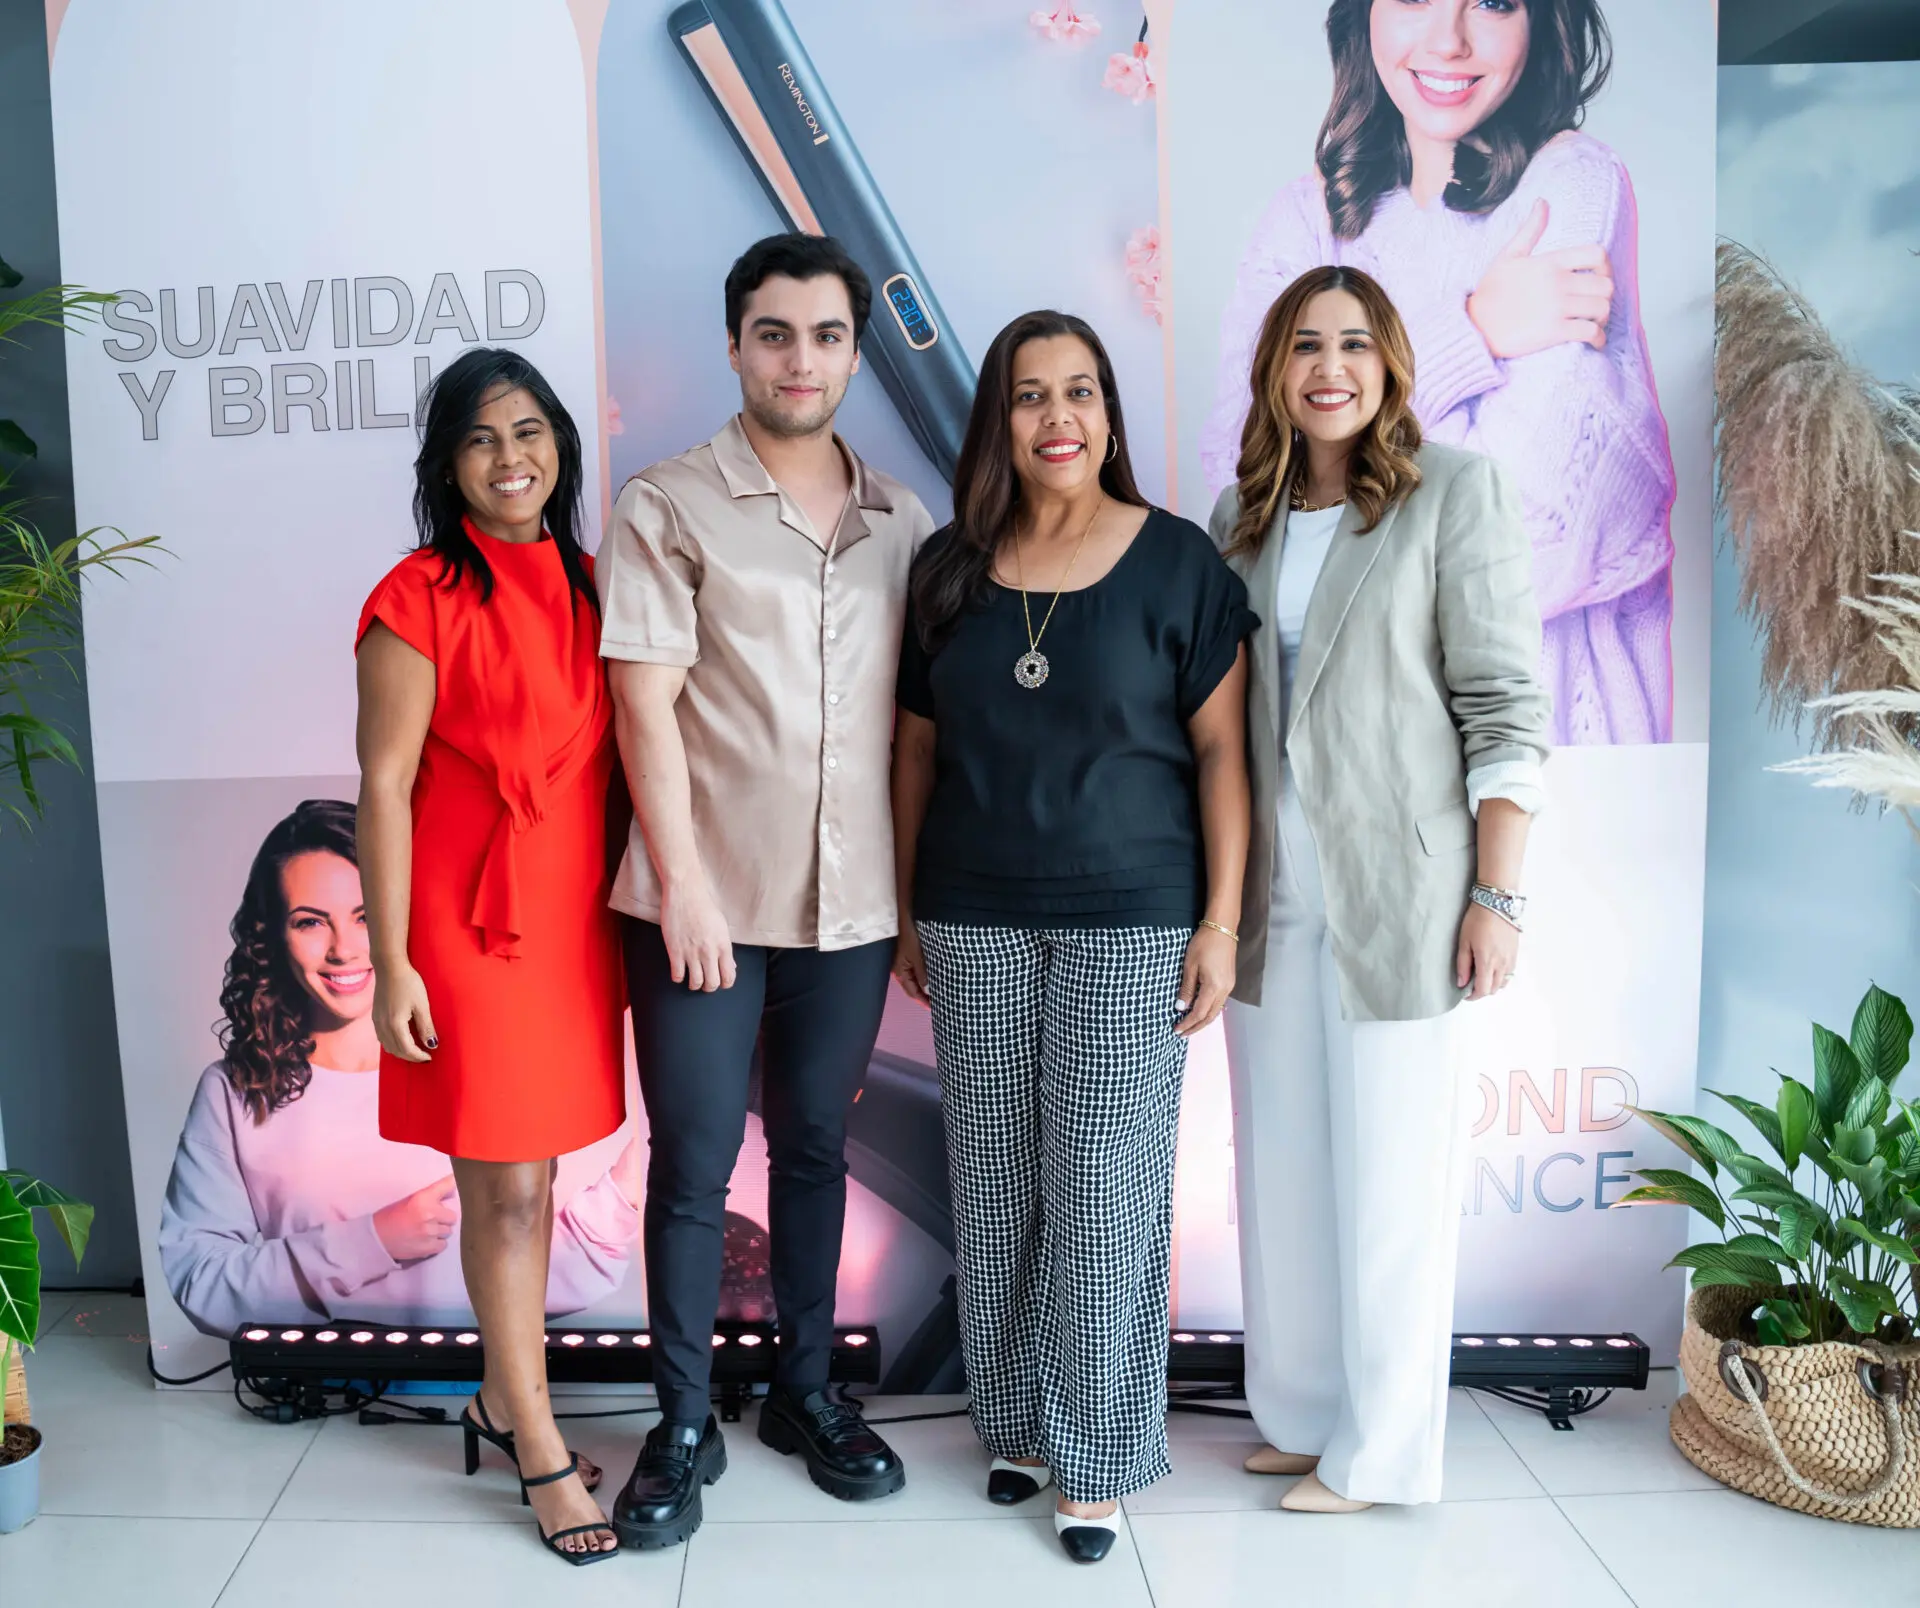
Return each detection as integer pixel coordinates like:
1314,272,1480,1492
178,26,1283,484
1163,0,1715,1353
53,0,1712,1382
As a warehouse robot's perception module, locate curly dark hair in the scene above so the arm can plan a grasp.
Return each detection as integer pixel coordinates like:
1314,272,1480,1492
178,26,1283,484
1317,0,1612,241
216,799,359,1125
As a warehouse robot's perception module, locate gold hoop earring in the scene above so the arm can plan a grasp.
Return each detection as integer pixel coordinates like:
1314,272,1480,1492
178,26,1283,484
1105,434,1119,465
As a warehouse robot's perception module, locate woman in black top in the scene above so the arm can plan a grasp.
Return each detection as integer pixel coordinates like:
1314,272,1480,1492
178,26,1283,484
891,310,1254,1563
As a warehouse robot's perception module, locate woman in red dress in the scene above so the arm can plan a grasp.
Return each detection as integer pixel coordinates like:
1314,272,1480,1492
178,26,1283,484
355,348,624,1564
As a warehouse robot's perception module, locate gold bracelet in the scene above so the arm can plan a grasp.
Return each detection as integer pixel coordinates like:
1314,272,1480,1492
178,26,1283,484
1198,919,1239,943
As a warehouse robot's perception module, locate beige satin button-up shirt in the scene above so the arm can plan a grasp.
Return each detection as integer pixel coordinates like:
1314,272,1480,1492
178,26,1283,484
597,415,934,950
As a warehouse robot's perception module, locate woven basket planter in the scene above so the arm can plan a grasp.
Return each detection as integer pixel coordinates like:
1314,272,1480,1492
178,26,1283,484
1672,1284,1920,1527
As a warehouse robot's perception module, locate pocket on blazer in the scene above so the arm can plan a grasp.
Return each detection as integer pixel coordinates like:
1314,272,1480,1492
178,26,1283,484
1414,803,1475,856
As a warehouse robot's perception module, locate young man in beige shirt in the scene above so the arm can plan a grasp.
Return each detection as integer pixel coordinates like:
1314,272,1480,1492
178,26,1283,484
596,234,934,1550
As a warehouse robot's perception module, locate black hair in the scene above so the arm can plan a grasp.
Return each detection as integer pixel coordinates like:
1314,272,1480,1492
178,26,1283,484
410,346,595,610
1317,0,1612,240
910,310,1145,654
724,233,873,345
217,799,358,1124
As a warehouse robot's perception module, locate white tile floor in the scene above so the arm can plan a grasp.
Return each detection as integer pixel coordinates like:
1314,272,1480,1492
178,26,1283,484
7,1292,1911,1606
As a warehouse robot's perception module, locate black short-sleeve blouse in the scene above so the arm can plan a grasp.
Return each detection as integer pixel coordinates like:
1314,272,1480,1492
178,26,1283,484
897,507,1258,928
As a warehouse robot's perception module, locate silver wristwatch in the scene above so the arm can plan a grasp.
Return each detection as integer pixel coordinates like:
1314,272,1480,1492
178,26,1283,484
1470,882,1526,930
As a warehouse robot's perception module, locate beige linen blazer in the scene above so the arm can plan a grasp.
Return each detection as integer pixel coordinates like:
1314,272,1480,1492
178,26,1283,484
1210,442,1550,1022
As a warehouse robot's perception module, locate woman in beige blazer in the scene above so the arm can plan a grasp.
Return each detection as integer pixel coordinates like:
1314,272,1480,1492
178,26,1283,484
1210,265,1550,1514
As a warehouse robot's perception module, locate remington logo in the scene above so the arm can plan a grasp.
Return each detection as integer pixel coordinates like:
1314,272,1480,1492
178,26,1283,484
778,62,829,145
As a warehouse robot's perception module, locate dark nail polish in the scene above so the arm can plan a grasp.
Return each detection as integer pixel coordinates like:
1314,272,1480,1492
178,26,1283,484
426,1037,439,1049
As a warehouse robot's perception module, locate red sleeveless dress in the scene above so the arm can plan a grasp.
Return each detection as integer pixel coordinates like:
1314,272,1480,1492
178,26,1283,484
356,521,625,1161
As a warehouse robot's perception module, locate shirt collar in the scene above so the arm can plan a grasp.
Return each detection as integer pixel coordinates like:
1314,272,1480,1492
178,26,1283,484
709,413,897,516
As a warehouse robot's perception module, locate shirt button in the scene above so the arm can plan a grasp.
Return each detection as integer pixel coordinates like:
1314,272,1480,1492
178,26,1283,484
828,692,841,706
826,628,838,641
826,756,839,769
825,561,836,575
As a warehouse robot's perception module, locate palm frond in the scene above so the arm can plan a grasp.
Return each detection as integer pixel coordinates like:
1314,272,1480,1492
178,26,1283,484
0,285,117,348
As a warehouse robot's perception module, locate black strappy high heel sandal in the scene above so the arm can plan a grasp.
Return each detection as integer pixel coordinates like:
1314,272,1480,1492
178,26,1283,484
460,1394,601,1492
521,1454,619,1566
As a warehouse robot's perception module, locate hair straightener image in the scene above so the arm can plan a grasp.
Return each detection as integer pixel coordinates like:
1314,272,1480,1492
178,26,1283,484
670,0,977,483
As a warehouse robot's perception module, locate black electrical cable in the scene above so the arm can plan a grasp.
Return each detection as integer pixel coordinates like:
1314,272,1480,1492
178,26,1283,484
233,1372,392,1424
146,1344,232,1386
859,1406,972,1425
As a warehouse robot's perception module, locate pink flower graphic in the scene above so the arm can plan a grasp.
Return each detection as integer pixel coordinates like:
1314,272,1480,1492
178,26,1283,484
1104,40,1155,103
604,394,625,437
1030,7,1101,43
1125,225,1163,325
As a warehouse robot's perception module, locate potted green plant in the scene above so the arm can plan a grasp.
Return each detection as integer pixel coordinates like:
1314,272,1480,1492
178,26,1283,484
1,254,159,828
1618,983,1920,1527
0,1169,92,1532
0,254,157,1530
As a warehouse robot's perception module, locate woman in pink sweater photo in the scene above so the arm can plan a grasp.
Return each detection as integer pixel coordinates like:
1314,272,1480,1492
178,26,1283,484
157,800,643,1347
1202,0,1676,745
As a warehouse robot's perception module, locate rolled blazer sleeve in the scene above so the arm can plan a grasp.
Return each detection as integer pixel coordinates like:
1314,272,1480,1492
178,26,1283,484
1434,455,1552,774
598,475,702,667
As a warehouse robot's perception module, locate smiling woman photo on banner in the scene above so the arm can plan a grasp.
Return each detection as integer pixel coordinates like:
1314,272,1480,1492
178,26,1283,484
1201,0,1676,746
157,800,642,1341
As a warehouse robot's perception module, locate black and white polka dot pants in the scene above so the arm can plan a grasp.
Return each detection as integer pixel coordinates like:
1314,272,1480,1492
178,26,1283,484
918,921,1190,1505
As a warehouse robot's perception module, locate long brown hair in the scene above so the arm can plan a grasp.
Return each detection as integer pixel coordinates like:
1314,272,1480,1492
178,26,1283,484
910,310,1147,652
1317,0,1612,241
217,799,359,1124
1227,265,1422,556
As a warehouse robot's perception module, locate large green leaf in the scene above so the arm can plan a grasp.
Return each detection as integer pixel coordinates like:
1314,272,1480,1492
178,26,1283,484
1619,1169,1725,1229
0,419,35,459
1896,1113,1920,1175
0,1177,40,1349
1831,1270,1902,1336
1720,1232,1797,1265
1815,1024,1865,1130
1631,1110,1750,1180
1843,1076,1892,1134
1759,1297,1813,1341
1778,1199,1824,1261
1628,1107,1719,1177
1669,1244,1783,1286
1832,1286,1887,1337
1731,1181,1827,1218
0,1170,92,1269
1777,1078,1817,1171
1724,1152,1797,1193
1838,1218,1920,1265
1709,1090,1786,1162
1832,1154,1893,1207
1831,1124,1879,1167
0,255,23,289
1851,985,1914,1089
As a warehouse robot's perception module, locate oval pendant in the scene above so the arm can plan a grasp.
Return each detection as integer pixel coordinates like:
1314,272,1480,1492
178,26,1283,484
1013,650,1050,689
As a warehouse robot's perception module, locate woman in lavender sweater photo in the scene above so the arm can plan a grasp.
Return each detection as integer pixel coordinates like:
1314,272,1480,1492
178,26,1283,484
157,801,642,1363
1201,0,1675,745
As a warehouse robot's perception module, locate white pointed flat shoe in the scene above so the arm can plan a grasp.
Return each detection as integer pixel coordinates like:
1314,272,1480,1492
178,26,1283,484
1244,1445,1320,1476
1054,1503,1120,1563
1279,1469,1372,1513
987,1457,1053,1505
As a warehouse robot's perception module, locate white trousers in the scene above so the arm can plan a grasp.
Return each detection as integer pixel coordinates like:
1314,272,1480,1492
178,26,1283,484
1223,774,1470,1505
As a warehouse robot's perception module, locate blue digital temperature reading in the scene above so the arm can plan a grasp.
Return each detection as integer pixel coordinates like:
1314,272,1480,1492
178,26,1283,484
882,272,938,351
